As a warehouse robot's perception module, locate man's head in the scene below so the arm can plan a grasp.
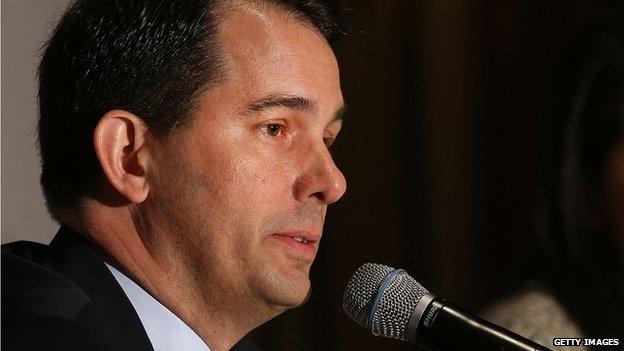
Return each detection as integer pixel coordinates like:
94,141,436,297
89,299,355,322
39,0,341,220
38,0,346,340
144,1,346,309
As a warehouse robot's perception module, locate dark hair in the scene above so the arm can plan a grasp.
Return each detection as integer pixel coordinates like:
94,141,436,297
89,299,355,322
38,0,342,222
538,7,624,336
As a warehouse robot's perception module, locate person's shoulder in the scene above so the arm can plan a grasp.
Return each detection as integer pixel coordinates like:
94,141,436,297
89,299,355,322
2,241,110,350
481,284,585,350
2,240,90,323
2,316,110,351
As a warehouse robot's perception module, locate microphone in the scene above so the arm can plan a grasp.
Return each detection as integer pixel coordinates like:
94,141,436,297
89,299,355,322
342,263,553,351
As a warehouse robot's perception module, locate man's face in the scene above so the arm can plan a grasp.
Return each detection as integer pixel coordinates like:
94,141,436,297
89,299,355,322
146,7,346,312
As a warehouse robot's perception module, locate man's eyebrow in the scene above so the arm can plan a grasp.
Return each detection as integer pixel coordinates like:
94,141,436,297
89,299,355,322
244,93,347,123
246,94,318,114
333,104,347,123
245,94,347,122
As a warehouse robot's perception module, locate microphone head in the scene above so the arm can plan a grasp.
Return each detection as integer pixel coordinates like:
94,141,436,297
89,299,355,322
342,263,429,341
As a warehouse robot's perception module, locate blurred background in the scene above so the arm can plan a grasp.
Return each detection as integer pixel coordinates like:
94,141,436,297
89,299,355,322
2,0,622,350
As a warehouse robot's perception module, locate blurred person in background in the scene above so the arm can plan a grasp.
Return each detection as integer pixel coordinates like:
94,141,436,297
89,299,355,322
484,7,624,349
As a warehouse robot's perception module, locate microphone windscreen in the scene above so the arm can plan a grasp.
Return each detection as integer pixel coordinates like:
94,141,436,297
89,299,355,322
343,263,429,341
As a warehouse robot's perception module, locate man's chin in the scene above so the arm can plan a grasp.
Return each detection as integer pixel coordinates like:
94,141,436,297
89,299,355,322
280,263,313,306
275,280,311,308
254,270,312,309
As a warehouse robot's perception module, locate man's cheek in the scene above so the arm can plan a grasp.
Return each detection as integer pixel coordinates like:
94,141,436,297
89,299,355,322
235,158,289,193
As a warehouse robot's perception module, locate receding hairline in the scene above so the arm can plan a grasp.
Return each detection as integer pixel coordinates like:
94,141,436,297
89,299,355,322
211,0,330,40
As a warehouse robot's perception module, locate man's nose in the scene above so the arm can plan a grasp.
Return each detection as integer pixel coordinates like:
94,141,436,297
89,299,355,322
293,144,347,205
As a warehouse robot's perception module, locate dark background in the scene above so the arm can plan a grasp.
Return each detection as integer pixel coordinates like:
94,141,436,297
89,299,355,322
249,1,622,350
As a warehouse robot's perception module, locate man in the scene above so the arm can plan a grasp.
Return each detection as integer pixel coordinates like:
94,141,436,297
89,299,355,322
2,0,347,350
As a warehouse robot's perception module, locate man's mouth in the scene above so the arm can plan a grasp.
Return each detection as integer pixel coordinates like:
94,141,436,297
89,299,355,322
270,232,321,261
292,236,311,244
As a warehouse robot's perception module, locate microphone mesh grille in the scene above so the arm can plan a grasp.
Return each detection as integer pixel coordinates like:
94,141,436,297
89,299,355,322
371,270,428,340
343,263,429,341
343,263,394,328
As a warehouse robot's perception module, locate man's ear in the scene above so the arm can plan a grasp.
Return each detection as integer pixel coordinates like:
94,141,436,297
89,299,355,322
93,110,151,204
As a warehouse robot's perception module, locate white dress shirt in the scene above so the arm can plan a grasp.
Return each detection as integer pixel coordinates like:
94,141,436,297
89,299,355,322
106,263,211,351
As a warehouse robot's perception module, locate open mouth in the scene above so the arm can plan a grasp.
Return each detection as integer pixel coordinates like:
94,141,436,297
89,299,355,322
292,236,311,244
270,233,320,260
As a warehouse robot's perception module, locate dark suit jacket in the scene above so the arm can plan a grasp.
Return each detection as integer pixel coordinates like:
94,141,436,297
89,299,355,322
2,225,261,351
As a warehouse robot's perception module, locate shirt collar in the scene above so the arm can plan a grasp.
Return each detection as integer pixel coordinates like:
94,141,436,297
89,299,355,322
105,263,211,351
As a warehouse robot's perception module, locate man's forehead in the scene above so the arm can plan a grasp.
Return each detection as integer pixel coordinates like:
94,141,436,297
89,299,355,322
210,3,343,116
216,2,337,73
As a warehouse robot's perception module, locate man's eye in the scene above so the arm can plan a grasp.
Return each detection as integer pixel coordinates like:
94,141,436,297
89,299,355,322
265,124,283,137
